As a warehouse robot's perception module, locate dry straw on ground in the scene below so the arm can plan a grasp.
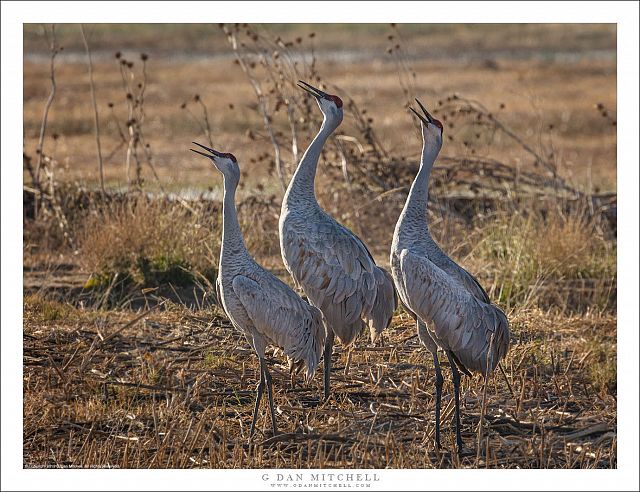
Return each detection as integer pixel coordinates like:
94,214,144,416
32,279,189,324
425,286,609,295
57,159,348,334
23,297,616,468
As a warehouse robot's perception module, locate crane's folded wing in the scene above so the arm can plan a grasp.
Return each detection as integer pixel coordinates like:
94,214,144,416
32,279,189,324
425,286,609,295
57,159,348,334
231,274,326,376
423,240,491,304
282,223,394,344
399,249,509,375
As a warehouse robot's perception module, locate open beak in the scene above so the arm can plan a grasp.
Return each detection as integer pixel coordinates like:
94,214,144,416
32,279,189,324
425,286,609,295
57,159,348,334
297,80,329,100
409,98,435,125
190,141,224,160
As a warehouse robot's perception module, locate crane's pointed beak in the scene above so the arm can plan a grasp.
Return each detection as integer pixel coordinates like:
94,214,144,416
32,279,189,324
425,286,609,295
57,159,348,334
409,107,429,125
190,141,224,159
415,98,435,124
297,80,329,100
190,148,212,159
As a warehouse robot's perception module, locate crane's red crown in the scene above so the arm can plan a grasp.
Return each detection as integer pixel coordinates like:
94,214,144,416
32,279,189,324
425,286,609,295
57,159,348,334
432,119,443,131
223,153,237,163
328,95,343,108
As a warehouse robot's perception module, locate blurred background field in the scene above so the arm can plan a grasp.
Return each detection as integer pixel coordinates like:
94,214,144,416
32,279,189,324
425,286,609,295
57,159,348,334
23,23,616,191
23,23,617,469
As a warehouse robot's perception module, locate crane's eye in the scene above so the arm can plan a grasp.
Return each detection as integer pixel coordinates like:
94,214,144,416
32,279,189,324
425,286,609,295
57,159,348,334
225,153,237,163
433,120,443,131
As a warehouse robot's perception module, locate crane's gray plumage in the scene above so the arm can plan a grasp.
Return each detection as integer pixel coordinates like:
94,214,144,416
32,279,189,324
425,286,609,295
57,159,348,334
398,249,509,374
191,142,325,438
280,81,397,399
390,100,509,451
281,218,394,346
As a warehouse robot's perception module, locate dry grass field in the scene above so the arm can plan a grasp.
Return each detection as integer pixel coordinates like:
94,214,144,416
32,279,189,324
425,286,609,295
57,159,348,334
23,23,617,469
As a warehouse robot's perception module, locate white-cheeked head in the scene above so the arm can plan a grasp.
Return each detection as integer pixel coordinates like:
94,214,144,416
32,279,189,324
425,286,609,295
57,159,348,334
190,142,241,188
297,80,344,127
410,98,443,154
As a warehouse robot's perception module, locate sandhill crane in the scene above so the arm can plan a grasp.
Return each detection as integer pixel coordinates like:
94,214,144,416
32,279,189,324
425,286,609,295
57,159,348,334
191,142,326,439
390,99,510,452
279,80,397,400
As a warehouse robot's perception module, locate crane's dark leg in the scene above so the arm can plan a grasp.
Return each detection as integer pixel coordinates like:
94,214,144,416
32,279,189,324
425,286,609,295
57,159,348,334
261,358,278,436
446,350,464,452
432,350,444,449
249,359,266,439
323,330,335,400
416,318,443,448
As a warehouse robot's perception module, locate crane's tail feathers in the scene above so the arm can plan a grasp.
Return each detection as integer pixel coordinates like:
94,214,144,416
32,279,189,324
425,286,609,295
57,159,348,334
449,351,473,377
452,304,510,377
367,267,398,343
282,306,326,381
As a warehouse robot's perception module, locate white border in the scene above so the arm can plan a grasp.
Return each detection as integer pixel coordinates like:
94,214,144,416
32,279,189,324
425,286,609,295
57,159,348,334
3,1,638,491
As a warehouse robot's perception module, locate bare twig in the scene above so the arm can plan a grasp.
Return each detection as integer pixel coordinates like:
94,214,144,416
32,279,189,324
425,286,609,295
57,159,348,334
80,24,105,193
224,27,286,193
34,24,60,216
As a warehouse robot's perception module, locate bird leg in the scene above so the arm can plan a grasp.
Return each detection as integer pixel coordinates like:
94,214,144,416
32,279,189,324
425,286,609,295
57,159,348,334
288,357,303,389
416,318,443,448
323,330,335,400
261,357,278,436
432,349,444,449
343,347,353,376
446,350,464,453
288,357,296,389
249,360,266,439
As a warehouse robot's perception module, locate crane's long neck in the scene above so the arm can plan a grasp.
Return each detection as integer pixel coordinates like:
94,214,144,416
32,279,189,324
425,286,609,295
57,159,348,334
401,142,439,228
284,116,336,205
220,178,249,269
